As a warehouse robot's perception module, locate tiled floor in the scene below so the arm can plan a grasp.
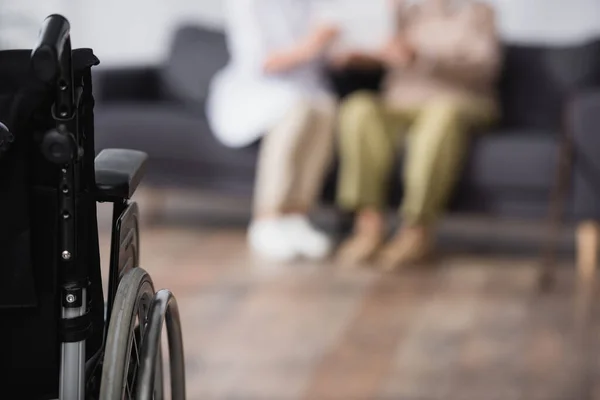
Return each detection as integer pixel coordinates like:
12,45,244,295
98,215,600,400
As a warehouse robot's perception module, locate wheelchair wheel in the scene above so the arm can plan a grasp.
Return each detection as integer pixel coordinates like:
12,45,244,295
100,267,164,400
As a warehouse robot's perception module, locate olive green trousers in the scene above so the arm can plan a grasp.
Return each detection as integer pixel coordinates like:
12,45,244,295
336,91,496,225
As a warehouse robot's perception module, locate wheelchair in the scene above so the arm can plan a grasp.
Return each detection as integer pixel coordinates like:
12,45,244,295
0,15,186,399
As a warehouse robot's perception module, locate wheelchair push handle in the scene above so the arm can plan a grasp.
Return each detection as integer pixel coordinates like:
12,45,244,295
30,14,78,164
31,14,70,83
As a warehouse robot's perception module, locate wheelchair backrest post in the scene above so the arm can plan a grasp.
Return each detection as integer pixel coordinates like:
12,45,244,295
31,14,78,268
32,14,89,400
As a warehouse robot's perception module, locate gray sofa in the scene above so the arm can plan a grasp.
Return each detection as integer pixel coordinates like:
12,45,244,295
93,25,600,229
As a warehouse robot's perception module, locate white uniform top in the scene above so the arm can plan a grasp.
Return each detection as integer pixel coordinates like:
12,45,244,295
206,0,332,148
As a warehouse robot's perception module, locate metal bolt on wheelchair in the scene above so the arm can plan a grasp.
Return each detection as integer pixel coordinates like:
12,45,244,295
0,15,186,399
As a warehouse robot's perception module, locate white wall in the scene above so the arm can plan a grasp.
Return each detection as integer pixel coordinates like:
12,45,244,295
492,0,600,43
0,0,225,64
2,0,600,66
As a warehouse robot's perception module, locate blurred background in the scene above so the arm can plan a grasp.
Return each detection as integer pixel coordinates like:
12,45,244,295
4,0,600,398
4,0,600,61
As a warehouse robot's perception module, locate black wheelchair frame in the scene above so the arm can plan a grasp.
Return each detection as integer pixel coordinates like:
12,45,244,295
0,15,185,400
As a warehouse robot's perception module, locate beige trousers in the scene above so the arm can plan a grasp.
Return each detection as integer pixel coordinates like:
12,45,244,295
253,95,337,215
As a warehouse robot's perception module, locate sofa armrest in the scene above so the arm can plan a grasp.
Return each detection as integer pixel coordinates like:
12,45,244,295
92,66,163,104
572,89,600,221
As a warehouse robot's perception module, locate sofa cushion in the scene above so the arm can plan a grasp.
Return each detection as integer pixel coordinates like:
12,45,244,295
160,26,229,107
94,104,258,176
95,106,559,195
460,130,559,191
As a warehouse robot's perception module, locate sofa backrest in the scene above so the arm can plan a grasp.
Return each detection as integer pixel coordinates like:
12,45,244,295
161,25,229,108
498,39,600,132
161,24,600,134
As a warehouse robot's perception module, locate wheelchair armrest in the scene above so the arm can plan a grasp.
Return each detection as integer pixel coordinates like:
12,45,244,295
95,149,148,200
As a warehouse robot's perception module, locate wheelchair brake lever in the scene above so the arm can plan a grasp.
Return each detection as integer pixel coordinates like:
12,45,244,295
0,122,15,160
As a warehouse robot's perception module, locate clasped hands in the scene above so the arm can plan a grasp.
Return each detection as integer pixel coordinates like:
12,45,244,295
330,36,416,70
264,23,416,74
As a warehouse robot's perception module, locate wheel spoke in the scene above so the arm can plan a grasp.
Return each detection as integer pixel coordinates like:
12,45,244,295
132,325,141,365
125,381,132,400
128,325,142,396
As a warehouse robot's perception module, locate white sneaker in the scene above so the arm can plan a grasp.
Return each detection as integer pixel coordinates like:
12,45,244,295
248,218,298,262
284,215,332,260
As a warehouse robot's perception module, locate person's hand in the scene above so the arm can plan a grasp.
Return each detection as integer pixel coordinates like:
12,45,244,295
312,24,341,48
263,24,340,74
305,24,341,58
381,36,416,68
264,52,300,74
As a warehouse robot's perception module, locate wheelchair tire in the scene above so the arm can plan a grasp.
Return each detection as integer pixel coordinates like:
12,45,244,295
99,267,164,400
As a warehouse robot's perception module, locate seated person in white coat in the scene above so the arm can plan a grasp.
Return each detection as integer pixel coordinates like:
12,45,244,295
207,0,340,261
